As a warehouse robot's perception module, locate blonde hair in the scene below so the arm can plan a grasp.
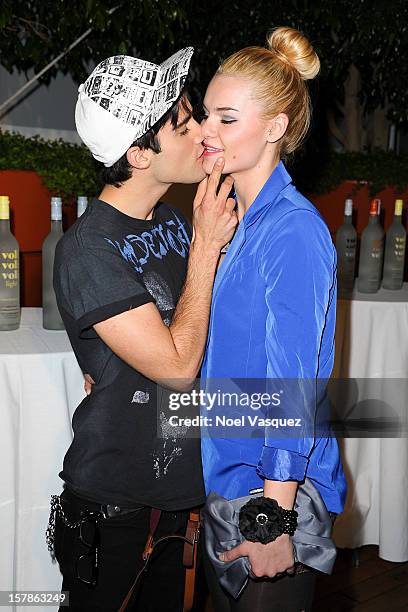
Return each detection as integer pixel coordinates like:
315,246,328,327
218,27,320,157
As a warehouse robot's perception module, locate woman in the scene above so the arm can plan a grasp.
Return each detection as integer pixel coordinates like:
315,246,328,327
199,27,347,611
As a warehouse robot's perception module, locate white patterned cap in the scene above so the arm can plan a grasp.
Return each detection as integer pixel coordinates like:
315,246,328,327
75,47,194,167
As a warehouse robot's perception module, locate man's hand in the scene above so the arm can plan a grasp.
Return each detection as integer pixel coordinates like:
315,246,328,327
219,534,295,579
192,158,237,254
84,373,95,395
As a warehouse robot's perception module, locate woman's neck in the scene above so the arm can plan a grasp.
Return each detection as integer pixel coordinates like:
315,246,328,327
232,157,280,222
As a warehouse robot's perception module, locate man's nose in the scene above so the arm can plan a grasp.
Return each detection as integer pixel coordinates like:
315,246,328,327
190,118,204,144
192,123,203,144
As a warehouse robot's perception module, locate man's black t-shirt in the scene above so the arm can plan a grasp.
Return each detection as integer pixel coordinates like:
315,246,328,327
54,198,205,511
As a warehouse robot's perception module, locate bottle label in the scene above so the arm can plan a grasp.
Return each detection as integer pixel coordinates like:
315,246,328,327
345,237,356,257
1,249,19,288
370,238,384,259
393,236,406,261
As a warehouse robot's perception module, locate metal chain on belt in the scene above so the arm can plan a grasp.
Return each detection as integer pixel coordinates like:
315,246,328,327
45,495,82,559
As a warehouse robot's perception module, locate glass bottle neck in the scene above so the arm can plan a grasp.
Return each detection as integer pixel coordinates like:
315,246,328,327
49,219,63,232
343,215,353,224
0,218,11,233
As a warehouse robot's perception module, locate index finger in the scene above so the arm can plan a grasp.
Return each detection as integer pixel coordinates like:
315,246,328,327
193,177,208,211
219,542,245,562
206,157,225,196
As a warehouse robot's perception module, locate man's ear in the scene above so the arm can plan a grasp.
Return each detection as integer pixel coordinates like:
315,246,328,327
266,113,289,143
126,146,153,170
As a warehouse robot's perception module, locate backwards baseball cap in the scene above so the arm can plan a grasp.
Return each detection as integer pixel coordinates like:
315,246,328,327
75,47,194,167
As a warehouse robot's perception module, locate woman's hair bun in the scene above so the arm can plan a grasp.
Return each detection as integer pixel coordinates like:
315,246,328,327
267,27,320,80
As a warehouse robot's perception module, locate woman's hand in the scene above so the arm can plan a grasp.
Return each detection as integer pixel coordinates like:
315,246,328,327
84,373,95,395
218,534,295,578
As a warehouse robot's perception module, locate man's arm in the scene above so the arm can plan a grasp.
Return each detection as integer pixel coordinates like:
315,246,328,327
94,159,237,390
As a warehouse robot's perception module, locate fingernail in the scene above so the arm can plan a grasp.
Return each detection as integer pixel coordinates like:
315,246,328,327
218,553,225,561
216,157,224,165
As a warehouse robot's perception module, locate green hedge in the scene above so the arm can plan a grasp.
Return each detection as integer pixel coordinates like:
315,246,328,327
290,149,408,197
0,129,407,200
0,129,101,201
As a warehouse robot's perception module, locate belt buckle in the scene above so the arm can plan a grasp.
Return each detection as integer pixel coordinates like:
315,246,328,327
100,504,122,519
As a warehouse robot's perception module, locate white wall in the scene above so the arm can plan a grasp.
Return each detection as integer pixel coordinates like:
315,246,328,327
0,66,81,143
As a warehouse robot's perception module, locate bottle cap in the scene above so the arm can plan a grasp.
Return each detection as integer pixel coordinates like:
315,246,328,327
0,195,10,220
77,196,88,217
369,199,378,216
395,199,403,216
50,196,62,221
344,198,353,216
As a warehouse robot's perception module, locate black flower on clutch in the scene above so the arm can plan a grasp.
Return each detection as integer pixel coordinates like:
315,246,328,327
239,497,286,544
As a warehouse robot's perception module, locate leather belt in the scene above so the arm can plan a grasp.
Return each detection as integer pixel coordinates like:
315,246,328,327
100,503,144,519
62,488,145,520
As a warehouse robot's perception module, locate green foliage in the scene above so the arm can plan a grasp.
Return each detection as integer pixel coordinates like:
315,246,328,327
0,0,189,85
1,0,407,160
290,149,408,197
187,0,408,127
1,0,407,127
0,129,101,201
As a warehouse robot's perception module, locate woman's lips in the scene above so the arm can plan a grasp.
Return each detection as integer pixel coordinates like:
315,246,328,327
203,146,224,157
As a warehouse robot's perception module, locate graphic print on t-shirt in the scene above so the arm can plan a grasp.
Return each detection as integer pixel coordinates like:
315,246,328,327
153,410,189,478
103,209,191,478
104,210,190,273
143,271,174,326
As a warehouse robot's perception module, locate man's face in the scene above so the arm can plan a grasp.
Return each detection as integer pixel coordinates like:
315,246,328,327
151,103,205,185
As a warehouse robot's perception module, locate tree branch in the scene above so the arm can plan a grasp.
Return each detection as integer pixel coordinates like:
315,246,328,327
326,109,345,148
17,17,50,42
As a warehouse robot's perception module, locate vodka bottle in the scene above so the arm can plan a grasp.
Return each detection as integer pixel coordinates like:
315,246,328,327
42,197,64,329
382,199,406,290
357,198,384,293
0,196,20,330
336,198,356,296
77,196,88,218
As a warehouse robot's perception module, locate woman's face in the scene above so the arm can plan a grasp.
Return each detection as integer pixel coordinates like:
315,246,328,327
201,74,271,176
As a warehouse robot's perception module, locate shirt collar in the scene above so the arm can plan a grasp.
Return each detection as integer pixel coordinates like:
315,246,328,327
239,160,293,227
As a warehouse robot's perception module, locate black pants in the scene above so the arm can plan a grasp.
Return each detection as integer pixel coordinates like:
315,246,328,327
203,545,316,612
54,487,191,611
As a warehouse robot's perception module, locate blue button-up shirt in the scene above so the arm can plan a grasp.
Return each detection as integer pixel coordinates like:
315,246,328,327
201,161,347,513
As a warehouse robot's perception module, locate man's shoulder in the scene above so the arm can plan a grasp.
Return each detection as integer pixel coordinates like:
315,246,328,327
55,207,96,261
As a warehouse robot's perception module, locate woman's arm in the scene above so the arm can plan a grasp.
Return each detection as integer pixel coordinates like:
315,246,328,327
263,479,298,509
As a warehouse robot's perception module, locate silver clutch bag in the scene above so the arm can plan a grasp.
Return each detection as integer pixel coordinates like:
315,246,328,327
201,478,337,599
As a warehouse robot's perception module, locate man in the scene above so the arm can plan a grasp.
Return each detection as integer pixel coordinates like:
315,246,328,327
51,48,237,611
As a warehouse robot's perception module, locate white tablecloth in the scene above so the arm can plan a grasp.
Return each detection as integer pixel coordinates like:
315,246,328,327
1,290,408,608
332,284,408,561
0,308,84,612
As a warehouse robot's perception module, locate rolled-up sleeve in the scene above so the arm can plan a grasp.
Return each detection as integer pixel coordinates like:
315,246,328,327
256,208,336,482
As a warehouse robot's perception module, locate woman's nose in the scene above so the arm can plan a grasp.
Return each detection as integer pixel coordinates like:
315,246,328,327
200,118,217,140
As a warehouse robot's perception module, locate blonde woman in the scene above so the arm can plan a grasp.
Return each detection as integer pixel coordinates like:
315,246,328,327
200,27,347,611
